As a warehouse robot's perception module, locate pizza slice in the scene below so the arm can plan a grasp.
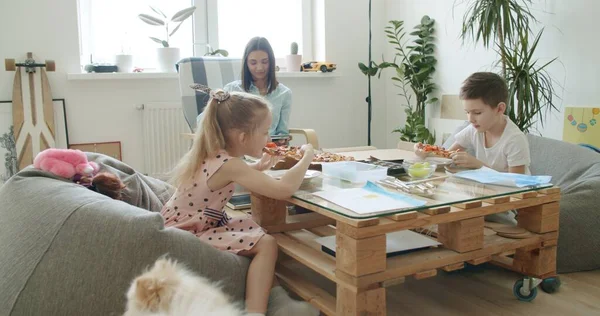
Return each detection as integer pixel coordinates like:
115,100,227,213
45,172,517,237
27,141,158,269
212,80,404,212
417,144,453,158
313,152,355,162
262,143,302,159
263,143,354,162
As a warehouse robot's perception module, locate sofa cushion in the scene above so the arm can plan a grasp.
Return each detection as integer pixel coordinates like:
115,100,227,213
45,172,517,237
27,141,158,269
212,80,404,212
0,153,249,316
527,134,600,273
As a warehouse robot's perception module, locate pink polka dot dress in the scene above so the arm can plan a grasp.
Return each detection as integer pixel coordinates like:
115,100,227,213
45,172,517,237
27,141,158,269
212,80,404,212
160,150,265,254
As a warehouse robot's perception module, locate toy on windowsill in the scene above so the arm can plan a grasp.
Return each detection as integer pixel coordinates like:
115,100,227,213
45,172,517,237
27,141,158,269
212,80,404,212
300,61,337,73
33,148,126,200
84,64,119,73
83,54,119,73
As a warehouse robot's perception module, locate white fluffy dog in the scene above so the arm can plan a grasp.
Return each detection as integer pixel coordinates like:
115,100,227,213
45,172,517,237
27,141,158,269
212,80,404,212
123,258,244,316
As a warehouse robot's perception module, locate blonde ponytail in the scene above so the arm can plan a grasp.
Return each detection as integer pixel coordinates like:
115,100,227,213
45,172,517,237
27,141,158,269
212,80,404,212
169,90,269,187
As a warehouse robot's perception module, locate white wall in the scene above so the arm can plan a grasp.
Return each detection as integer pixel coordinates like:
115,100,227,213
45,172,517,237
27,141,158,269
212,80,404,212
383,0,600,147
0,0,387,172
0,0,81,102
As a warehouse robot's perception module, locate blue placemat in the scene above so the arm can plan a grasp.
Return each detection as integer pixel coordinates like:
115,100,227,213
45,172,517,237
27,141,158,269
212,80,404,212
364,181,427,207
453,167,552,188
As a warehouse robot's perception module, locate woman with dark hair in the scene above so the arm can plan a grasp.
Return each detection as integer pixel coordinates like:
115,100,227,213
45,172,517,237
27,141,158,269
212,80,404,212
224,37,292,145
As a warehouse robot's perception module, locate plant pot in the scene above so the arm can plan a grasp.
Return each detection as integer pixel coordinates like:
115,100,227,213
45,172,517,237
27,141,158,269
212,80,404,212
285,54,302,72
115,54,134,73
156,47,180,73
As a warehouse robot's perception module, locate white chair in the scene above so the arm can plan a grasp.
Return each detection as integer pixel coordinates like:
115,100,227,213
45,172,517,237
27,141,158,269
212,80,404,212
397,140,416,151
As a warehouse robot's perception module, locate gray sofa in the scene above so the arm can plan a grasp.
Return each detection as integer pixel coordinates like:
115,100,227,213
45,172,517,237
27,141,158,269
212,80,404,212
0,153,249,316
527,134,600,273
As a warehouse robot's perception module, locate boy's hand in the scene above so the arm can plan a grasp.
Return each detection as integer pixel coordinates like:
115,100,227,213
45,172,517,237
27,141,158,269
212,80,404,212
450,151,483,169
413,142,428,159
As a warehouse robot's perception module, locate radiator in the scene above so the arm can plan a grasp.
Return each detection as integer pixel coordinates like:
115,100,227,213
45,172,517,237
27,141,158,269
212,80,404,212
139,102,191,180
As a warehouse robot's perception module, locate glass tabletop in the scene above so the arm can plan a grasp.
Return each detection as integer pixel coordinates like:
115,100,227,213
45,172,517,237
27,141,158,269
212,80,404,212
291,173,554,219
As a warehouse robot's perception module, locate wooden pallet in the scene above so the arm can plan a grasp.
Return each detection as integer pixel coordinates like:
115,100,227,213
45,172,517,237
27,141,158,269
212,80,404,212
252,186,561,316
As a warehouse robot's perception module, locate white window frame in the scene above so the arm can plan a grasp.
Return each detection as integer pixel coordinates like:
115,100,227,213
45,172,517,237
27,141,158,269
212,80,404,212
77,0,314,70
77,0,195,69
193,0,313,65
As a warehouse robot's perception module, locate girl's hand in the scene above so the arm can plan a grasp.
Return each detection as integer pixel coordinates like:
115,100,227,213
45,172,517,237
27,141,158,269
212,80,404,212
299,144,314,159
254,153,282,171
450,151,483,169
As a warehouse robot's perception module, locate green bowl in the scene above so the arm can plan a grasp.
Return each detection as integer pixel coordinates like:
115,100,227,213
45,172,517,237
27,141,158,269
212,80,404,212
402,161,437,179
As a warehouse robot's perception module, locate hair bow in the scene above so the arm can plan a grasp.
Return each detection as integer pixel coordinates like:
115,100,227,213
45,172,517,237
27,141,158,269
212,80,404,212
189,84,230,103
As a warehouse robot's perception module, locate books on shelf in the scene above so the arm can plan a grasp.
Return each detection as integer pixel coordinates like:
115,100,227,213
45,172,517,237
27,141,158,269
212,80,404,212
316,230,441,258
226,184,252,210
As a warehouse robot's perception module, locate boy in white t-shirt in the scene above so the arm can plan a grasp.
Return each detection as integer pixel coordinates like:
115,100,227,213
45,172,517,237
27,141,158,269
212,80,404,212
418,72,531,223
441,72,530,174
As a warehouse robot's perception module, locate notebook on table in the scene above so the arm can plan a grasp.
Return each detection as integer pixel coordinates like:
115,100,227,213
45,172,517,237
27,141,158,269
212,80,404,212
312,181,427,215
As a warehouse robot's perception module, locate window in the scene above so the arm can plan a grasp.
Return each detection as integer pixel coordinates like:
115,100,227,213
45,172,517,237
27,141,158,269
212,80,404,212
196,0,312,65
78,0,313,71
78,0,194,69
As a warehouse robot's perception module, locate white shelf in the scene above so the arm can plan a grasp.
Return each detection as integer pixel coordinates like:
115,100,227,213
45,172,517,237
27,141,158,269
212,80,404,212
67,71,340,81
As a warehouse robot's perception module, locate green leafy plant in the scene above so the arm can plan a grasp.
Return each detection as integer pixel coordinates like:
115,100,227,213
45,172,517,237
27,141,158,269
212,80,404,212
392,106,436,144
204,44,229,57
359,16,438,144
499,30,558,131
459,0,559,132
138,6,196,48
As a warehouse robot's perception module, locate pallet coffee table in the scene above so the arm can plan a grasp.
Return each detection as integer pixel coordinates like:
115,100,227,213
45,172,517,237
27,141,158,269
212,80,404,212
250,160,560,315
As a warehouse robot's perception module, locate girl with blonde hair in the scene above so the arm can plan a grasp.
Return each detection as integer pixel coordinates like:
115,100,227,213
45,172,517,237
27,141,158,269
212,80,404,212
161,87,318,316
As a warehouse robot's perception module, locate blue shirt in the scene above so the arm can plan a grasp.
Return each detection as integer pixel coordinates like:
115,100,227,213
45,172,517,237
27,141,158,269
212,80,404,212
223,80,292,136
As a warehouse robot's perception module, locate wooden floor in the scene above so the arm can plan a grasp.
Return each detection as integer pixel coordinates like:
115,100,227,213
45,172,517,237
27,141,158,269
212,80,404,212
228,210,600,315
287,262,600,316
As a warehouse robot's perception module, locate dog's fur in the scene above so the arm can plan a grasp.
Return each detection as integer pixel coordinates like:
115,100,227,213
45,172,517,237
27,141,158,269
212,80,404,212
123,258,244,316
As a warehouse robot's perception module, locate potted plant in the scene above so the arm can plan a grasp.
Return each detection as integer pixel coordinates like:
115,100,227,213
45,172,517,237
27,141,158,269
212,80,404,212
204,44,229,57
359,16,438,145
285,42,302,72
115,32,134,73
458,0,559,132
138,5,196,72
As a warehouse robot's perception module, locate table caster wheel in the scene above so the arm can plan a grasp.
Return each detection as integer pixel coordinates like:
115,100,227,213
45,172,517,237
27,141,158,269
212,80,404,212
513,279,538,302
540,276,561,294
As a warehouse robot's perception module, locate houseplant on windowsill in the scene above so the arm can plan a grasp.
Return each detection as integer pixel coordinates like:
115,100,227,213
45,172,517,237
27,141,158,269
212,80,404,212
285,42,302,72
204,44,229,57
138,5,196,72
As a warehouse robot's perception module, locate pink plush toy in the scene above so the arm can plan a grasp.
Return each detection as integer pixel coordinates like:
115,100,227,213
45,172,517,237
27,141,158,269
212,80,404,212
33,148,99,179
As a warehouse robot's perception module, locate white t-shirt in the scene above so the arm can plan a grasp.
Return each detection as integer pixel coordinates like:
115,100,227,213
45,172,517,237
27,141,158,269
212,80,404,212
454,116,531,174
